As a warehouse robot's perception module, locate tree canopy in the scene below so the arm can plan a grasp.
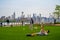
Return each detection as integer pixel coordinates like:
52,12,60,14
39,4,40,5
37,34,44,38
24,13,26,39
53,5,60,19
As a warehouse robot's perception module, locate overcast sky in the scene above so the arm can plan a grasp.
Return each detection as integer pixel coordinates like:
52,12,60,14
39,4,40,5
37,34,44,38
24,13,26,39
0,0,60,18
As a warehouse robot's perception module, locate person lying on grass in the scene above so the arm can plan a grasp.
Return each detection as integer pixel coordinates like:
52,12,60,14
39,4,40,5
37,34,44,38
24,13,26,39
26,23,49,36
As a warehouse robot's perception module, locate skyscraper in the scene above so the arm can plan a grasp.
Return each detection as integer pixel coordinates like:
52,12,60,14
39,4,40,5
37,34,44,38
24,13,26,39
12,12,15,20
33,13,36,23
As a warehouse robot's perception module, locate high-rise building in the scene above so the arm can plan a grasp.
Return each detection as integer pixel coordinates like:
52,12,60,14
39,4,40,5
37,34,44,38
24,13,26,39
21,11,25,18
12,12,15,20
33,13,36,23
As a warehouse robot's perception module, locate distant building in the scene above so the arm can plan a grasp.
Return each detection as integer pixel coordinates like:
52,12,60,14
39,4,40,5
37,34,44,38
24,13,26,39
12,12,15,20
1,16,5,19
0,16,5,22
21,11,25,18
36,16,40,23
6,16,11,20
20,11,25,21
16,17,21,22
32,13,36,23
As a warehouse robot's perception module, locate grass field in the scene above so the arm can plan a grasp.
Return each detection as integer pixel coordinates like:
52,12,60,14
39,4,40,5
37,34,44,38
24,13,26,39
0,25,60,40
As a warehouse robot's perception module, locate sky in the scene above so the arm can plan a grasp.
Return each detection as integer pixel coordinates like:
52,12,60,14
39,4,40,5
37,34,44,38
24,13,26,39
0,0,60,18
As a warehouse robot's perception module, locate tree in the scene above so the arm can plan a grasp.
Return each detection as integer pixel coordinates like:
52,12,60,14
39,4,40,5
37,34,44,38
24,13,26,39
53,5,60,24
54,5,60,19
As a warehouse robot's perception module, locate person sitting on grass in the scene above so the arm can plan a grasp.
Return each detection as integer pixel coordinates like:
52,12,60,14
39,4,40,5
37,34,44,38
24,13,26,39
26,23,49,36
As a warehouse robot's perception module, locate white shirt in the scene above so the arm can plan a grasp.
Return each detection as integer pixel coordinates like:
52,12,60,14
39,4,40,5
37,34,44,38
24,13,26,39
36,31,48,35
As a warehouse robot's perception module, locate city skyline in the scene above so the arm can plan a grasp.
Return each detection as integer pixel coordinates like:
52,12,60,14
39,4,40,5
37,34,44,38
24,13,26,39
0,0,60,18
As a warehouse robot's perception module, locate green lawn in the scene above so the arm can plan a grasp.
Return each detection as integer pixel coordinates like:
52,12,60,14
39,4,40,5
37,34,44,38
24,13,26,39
0,25,60,40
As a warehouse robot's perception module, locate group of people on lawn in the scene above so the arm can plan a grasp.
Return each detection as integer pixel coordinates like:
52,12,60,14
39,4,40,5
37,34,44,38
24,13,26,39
27,18,49,36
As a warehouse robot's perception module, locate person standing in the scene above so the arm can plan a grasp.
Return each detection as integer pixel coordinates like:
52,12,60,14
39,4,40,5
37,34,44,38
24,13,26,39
6,19,9,26
30,18,34,30
0,22,3,27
